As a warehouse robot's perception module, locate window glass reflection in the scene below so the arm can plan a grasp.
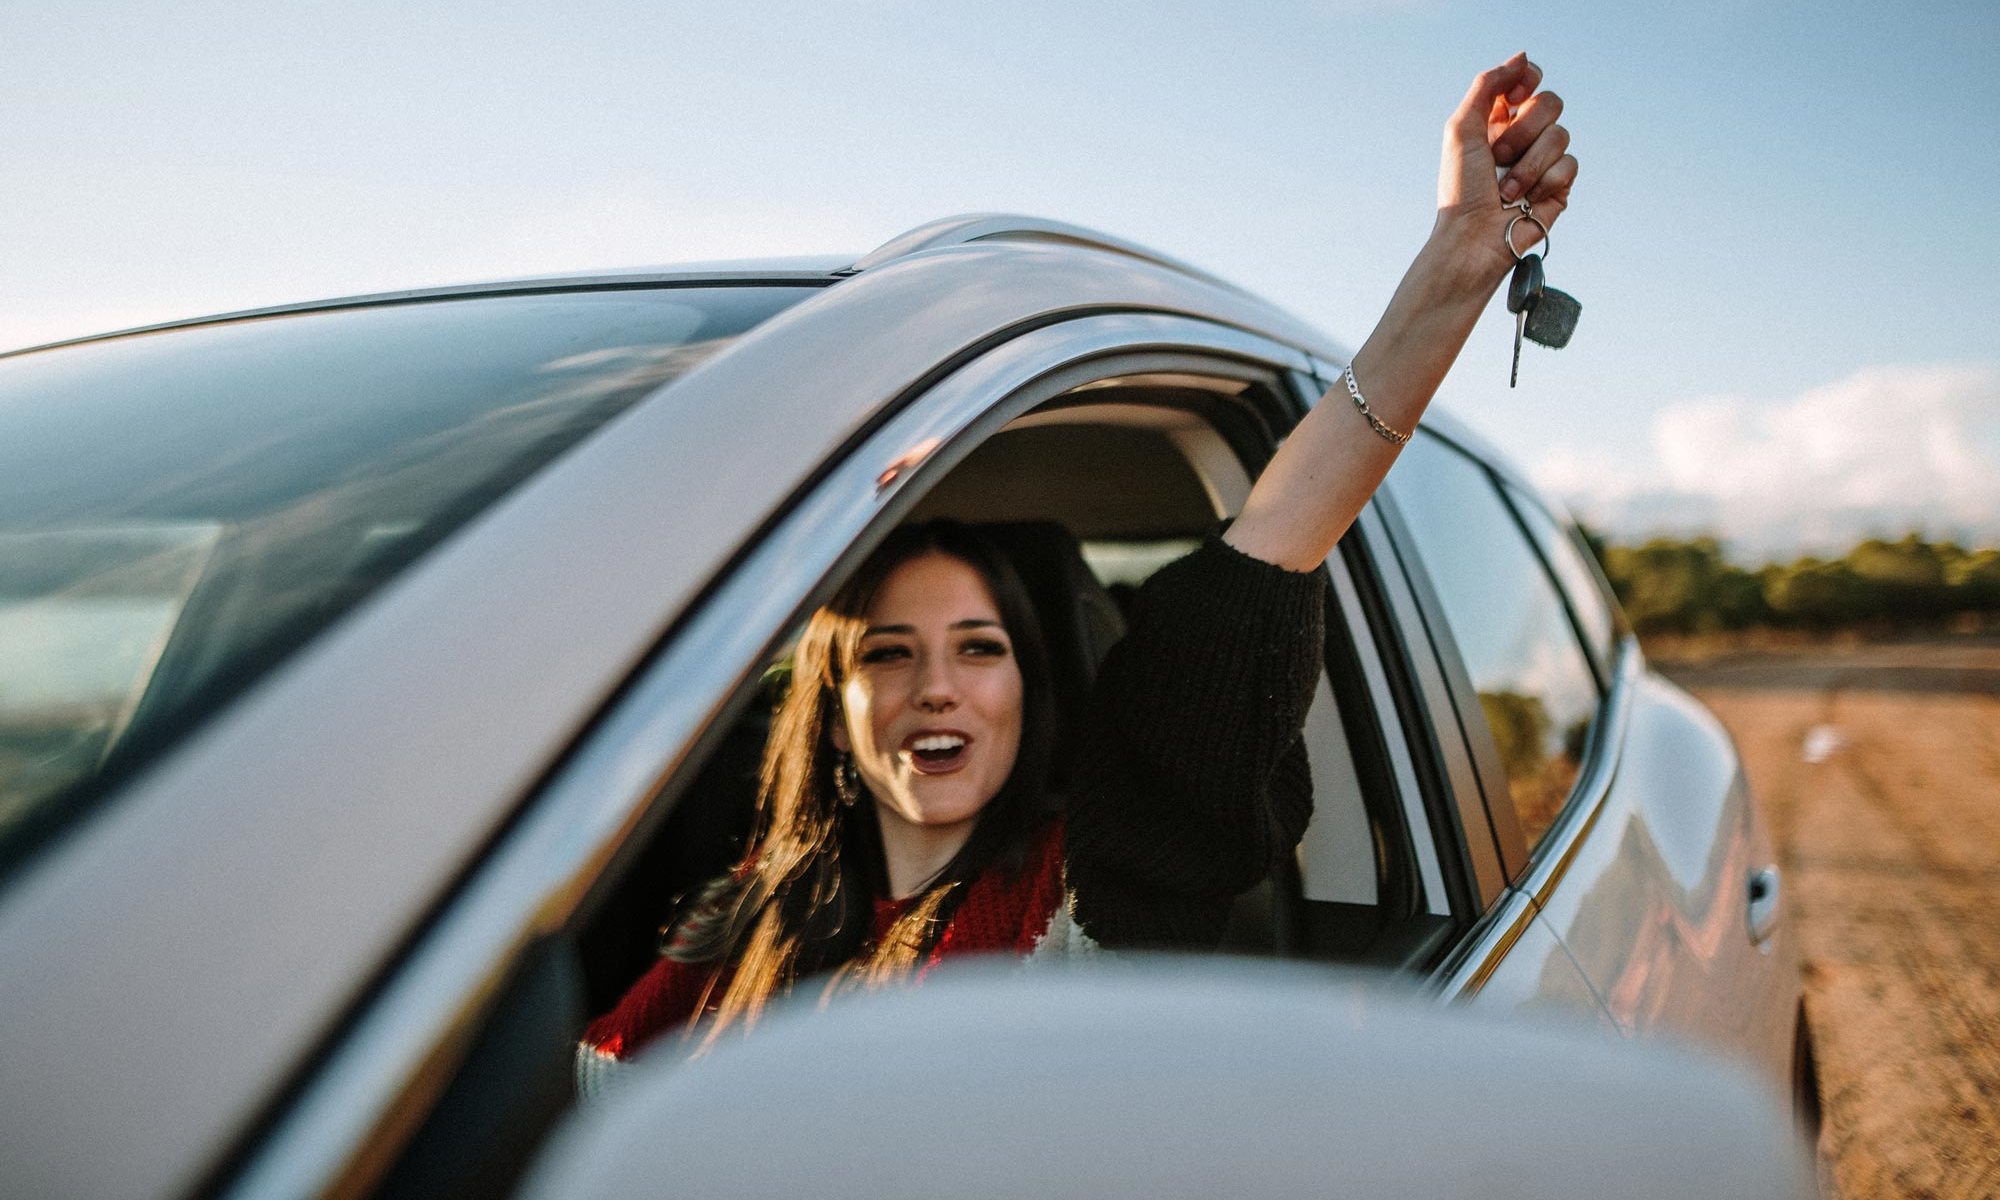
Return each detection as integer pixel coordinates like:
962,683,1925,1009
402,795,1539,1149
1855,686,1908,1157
1504,482,1617,677
0,286,808,866
1384,435,1599,848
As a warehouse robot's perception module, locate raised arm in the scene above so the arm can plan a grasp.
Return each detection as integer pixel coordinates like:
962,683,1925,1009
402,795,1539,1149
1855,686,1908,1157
1225,52,1577,571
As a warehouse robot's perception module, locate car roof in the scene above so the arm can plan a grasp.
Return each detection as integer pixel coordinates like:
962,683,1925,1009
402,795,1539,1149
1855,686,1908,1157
0,214,1303,359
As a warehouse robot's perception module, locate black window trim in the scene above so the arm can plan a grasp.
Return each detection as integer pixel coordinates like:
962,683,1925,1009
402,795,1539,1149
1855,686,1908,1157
1366,482,1530,881
1284,373,1502,933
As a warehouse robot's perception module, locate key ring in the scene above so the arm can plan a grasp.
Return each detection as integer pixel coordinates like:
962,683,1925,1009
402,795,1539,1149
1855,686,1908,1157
1504,198,1551,262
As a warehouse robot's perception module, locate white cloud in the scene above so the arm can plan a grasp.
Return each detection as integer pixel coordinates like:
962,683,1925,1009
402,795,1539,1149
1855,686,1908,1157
1532,364,2000,558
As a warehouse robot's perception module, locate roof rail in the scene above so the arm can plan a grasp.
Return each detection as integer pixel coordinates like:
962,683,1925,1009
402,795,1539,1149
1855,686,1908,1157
841,213,1250,296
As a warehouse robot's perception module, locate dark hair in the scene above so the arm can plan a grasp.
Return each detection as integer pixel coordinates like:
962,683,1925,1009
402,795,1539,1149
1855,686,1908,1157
682,519,1056,1041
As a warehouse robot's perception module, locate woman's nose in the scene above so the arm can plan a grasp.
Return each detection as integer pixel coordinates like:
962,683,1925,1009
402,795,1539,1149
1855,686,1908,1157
913,655,959,713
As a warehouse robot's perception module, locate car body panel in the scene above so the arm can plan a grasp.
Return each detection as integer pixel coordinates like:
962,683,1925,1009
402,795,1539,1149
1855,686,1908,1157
1528,668,1800,1085
1447,891,1619,1032
1355,418,1797,1095
517,965,1814,1200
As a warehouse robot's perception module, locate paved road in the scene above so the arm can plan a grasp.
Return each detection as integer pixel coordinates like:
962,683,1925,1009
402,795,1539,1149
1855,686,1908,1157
1662,638,2000,1200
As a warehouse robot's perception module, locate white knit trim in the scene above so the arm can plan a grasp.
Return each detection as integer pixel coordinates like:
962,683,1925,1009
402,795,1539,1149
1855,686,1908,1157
574,1042,632,1103
1026,891,1101,962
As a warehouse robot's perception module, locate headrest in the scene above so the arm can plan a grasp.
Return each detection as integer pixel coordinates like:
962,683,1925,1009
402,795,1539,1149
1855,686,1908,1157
974,521,1126,767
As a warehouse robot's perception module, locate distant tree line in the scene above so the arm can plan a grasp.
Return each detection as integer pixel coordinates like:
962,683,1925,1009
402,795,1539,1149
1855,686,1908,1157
1580,532,2000,635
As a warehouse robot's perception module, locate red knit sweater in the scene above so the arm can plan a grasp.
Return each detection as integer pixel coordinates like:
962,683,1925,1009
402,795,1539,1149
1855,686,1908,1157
582,817,1071,1062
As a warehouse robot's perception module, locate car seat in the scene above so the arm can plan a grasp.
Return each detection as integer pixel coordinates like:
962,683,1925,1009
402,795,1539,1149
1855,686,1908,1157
973,520,1126,785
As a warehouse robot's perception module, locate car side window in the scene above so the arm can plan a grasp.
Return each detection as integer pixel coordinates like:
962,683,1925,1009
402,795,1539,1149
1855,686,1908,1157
1384,434,1600,851
1503,481,1618,680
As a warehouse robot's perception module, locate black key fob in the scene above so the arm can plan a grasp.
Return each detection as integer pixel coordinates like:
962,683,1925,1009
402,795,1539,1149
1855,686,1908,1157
1507,253,1545,315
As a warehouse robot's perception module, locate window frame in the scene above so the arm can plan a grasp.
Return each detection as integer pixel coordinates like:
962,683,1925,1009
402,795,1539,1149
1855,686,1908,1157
222,311,1392,1198
1275,373,1488,969
1286,365,1645,1002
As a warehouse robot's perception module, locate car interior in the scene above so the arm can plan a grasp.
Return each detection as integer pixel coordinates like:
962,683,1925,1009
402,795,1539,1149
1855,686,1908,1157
576,372,1447,1015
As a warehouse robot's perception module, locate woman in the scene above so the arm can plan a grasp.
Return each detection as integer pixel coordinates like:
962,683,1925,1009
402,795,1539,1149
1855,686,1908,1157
581,52,1576,1083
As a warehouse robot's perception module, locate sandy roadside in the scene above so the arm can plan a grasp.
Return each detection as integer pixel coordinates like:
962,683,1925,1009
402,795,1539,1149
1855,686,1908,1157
1660,637,2000,1200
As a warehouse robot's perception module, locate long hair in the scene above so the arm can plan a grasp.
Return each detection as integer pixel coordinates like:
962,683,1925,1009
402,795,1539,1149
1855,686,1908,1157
679,520,1056,1041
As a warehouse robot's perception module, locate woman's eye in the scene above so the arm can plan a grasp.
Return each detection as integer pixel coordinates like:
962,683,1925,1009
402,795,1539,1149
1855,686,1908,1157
859,644,911,664
961,639,1009,658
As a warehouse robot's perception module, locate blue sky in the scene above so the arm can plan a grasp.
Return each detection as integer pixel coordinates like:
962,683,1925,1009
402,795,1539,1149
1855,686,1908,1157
5,1,1995,557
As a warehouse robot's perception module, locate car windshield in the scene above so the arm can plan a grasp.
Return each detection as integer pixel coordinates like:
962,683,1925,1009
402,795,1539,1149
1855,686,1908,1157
0,284,813,872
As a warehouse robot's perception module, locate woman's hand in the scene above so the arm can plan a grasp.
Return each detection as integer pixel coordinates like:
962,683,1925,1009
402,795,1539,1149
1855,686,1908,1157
1224,54,1580,572
1435,52,1577,289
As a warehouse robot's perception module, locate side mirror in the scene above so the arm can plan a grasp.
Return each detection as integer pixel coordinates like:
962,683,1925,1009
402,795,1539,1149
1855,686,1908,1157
521,959,1814,1199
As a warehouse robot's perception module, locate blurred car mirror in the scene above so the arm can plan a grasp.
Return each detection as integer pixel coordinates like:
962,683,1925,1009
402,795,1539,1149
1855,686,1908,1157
519,958,1814,1200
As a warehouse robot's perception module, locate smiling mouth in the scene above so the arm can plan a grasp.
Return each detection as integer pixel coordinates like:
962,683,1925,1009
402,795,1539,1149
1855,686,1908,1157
901,730,972,775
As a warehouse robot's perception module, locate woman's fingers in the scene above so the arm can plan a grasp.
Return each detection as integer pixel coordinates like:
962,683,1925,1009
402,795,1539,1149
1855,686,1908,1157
1506,161,1575,256
1506,57,1543,106
1439,52,1575,237
1490,90,1562,167
1499,118,1571,202
1442,53,1537,208
1450,52,1534,144
1528,153,1579,208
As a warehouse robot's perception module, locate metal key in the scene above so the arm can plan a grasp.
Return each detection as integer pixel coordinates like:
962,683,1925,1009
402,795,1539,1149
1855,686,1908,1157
1506,252,1544,388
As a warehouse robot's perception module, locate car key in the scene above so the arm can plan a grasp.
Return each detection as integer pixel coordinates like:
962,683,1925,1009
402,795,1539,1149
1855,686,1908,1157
1506,252,1544,388
1501,199,1579,383
1523,285,1580,349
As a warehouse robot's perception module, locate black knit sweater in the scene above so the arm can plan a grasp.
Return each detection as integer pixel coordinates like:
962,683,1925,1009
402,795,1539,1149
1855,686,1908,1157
1064,533,1326,949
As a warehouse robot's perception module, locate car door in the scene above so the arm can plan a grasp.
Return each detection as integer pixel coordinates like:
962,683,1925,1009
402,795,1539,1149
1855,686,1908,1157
1501,489,1800,1083
1275,365,1613,1029
1361,418,1795,1084
1365,426,1619,1025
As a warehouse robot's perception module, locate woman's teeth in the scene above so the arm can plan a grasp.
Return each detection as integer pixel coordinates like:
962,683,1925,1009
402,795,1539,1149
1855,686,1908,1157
906,734,969,772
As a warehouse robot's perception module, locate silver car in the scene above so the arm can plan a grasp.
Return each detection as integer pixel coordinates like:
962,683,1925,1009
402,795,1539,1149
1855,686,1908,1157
0,215,1811,1198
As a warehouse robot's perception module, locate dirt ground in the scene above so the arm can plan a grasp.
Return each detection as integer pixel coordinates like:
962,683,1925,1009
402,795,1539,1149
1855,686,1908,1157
1657,635,2000,1200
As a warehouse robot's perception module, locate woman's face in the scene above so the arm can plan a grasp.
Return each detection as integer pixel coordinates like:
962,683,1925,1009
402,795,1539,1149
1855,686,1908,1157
834,551,1024,835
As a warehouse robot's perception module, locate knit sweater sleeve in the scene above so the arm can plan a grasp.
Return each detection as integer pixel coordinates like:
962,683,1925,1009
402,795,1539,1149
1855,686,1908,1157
1064,534,1326,950
580,951,721,1063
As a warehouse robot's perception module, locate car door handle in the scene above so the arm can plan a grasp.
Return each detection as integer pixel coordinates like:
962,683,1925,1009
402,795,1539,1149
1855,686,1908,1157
1746,866,1781,946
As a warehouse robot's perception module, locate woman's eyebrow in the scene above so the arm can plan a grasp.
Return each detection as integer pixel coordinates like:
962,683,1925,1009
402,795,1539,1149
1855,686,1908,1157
861,619,1003,636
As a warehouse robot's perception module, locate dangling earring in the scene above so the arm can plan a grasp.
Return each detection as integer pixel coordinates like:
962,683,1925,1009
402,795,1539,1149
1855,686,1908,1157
834,752,860,808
